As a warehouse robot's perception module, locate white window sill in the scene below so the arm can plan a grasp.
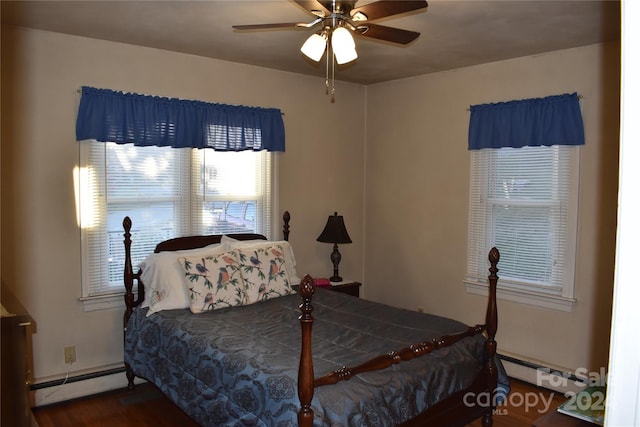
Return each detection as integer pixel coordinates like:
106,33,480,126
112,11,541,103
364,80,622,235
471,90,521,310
464,279,576,312
80,293,126,312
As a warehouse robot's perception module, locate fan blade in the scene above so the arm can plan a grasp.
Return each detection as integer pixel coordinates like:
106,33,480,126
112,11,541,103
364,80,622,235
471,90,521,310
293,0,331,17
232,23,303,30
351,1,428,22
356,23,420,44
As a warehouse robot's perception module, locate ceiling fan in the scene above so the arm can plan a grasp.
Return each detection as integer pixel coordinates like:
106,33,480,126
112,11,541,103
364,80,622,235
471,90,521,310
232,1,428,99
233,1,428,61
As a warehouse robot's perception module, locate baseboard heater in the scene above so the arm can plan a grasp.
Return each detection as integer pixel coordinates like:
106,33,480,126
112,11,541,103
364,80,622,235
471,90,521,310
499,353,583,384
30,366,126,390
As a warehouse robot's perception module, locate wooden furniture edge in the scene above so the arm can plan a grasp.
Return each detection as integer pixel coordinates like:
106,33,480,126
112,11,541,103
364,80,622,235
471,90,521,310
296,247,501,427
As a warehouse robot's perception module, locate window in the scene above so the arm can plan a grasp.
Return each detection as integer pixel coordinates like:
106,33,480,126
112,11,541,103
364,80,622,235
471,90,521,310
77,141,275,310
465,145,580,311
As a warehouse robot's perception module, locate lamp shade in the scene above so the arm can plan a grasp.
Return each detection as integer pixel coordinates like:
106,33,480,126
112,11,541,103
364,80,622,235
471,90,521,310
331,27,358,65
301,33,327,62
317,212,352,244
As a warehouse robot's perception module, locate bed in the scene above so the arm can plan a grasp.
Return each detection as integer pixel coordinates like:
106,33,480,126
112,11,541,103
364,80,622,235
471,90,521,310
122,211,508,427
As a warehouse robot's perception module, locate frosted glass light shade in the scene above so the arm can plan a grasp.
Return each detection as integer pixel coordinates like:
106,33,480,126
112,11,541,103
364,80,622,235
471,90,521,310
301,33,327,62
334,45,358,64
331,27,358,64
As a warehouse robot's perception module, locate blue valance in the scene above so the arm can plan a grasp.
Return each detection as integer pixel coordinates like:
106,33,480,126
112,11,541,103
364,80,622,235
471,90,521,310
468,93,584,150
76,86,285,152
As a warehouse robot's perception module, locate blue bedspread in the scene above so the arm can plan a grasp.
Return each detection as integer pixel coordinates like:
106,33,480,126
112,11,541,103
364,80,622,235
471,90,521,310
125,289,508,426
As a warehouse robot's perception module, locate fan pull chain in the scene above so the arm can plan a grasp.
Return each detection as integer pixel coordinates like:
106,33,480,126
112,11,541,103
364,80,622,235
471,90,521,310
323,41,336,103
325,44,330,95
331,52,336,103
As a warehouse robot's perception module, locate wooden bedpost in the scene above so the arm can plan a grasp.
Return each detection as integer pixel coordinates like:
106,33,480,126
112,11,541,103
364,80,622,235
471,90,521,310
283,211,291,241
122,216,136,390
298,275,316,427
123,216,135,330
122,216,145,323
123,216,145,390
482,247,500,427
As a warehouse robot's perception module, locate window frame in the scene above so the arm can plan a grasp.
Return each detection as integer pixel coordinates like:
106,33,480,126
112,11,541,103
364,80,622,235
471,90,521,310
464,145,581,312
77,141,277,311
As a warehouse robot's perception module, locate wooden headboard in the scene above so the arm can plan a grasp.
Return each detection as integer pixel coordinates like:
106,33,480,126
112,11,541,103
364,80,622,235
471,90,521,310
122,210,291,332
153,210,290,252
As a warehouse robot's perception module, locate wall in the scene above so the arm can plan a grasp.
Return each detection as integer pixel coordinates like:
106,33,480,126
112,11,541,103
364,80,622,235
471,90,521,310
364,42,620,374
0,25,366,402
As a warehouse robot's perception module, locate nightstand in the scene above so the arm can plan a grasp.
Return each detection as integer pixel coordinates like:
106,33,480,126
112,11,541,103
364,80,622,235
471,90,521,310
326,281,361,297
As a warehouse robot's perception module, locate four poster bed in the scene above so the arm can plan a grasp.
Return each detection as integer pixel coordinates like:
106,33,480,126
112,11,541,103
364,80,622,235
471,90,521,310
122,211,508,427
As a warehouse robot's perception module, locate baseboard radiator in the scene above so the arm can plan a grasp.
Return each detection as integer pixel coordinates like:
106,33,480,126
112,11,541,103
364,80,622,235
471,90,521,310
498,353,598,394
31,366,145,407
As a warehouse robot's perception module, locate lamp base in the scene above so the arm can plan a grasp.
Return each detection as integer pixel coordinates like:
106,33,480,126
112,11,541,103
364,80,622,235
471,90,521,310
329,244,343,284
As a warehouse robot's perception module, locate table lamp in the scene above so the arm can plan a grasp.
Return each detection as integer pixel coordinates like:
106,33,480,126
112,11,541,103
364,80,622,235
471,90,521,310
316,212,352,282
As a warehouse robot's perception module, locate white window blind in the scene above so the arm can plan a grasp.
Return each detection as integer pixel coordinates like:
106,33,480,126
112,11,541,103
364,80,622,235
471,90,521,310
193,149,272,237
78,141,274,307
466,145,579,310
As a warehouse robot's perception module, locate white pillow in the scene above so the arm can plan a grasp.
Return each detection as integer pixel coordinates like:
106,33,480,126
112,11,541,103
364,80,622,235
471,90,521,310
139,243,227,316
221,236,301,284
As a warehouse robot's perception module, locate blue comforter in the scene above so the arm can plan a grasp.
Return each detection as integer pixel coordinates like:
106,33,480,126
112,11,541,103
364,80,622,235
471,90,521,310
125,289,508,426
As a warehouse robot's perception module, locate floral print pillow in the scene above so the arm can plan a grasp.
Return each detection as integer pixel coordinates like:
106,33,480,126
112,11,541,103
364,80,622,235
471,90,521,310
178,250,247,313
238,244,295,303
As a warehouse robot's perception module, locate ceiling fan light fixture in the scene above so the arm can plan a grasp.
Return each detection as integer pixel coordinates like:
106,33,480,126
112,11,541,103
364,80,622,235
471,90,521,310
334,45,358,65
301,32,327,62
331,27,358,65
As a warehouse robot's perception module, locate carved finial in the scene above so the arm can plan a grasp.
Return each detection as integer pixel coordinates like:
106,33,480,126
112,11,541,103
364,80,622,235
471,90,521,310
299,275,315,299
488,247,500,279
123,216,132,233
489,247,500,265
283,211,291,241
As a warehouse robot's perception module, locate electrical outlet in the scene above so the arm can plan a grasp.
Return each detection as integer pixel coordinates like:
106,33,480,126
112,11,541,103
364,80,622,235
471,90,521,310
64,346,76,364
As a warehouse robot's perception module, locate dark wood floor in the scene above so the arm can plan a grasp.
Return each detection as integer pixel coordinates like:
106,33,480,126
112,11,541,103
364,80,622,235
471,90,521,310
33,382,198,427
466,379,566,427
33,378,565,427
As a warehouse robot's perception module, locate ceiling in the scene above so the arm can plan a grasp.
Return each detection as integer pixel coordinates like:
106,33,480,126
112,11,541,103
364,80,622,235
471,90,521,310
1,0,621,85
